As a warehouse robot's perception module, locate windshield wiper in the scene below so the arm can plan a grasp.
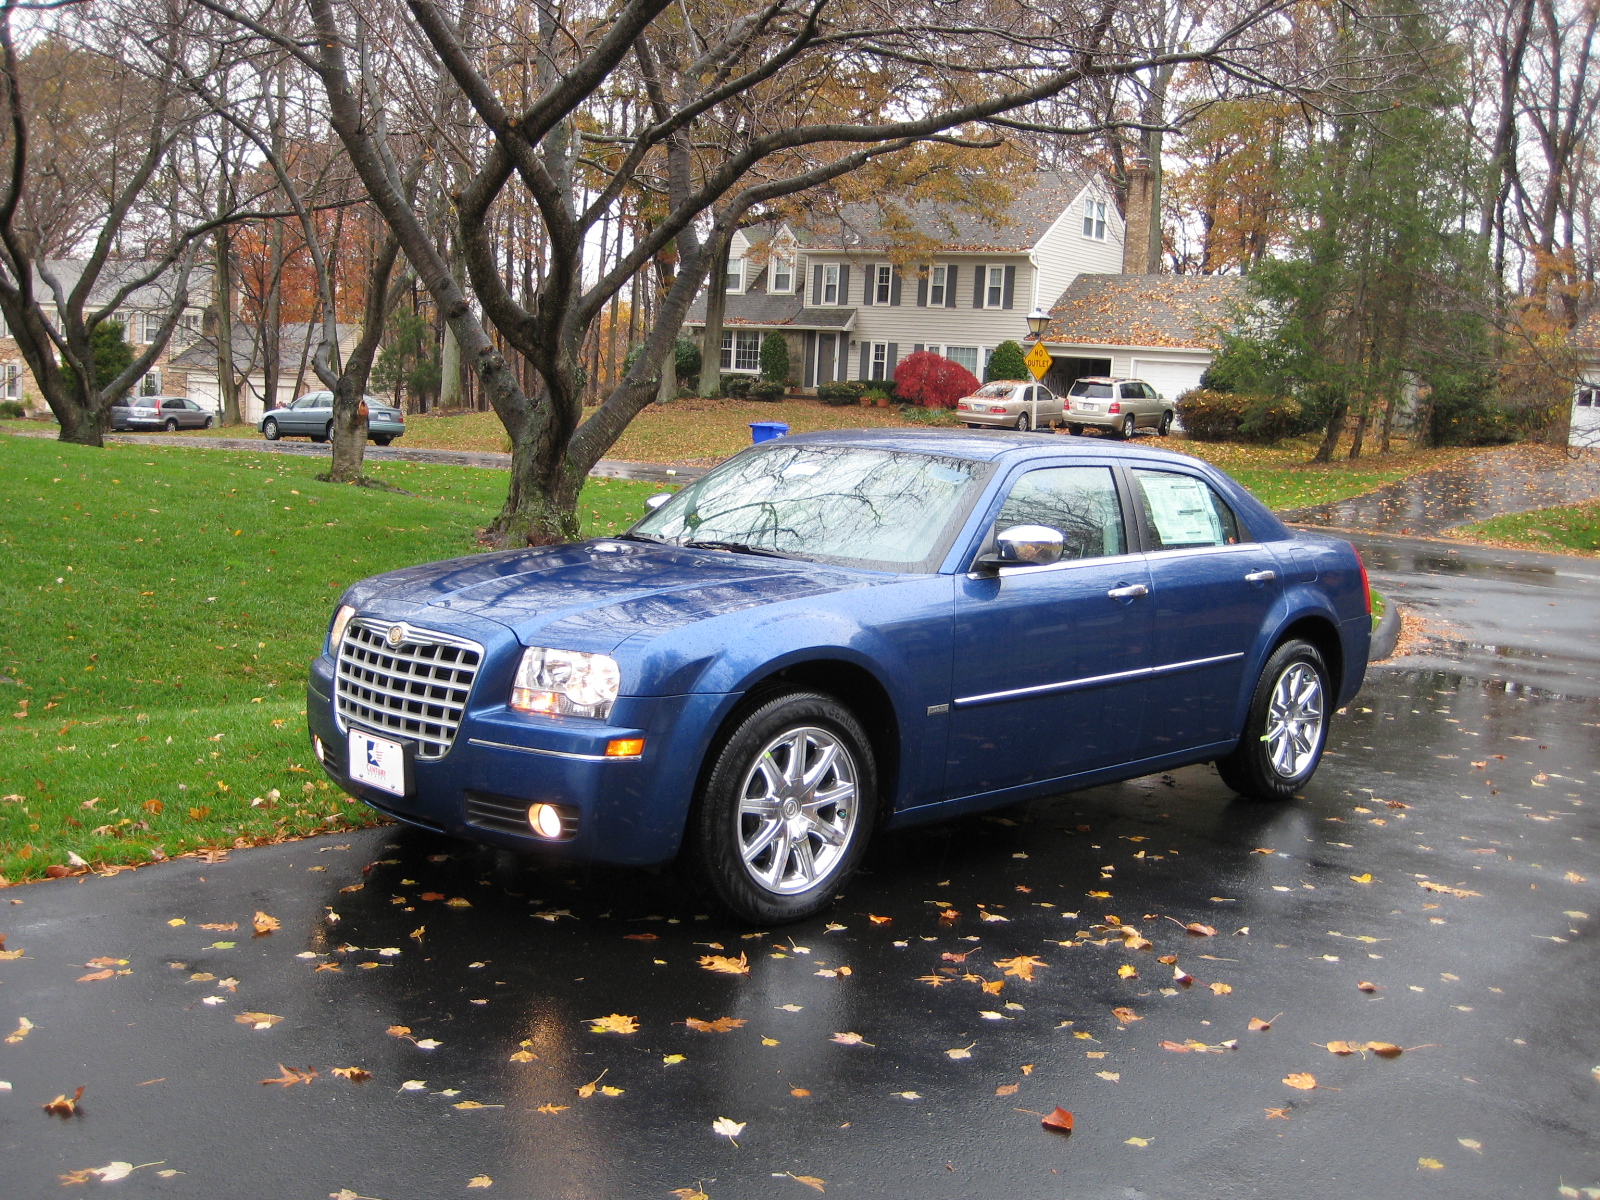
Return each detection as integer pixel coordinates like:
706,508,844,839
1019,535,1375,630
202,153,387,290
683,539,798,559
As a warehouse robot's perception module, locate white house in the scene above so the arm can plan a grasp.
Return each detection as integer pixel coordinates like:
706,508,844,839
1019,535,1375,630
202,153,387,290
172,323,365,423
1568,309,1600,450
684,172,1126,389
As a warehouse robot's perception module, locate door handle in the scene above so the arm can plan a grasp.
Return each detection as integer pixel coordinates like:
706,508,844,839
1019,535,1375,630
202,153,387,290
1244,570,1278,583
1106,583,1149,599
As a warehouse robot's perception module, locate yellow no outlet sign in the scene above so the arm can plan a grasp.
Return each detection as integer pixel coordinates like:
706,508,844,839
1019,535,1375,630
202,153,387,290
1025,341,1053,381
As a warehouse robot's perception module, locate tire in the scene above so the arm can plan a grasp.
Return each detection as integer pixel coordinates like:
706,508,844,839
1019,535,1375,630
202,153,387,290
1067,423,1084,436
203,415,214,429
683,690,878,924
262,418,280,441
1015,412,1031,432
372,435,392,446
1117,413,1136,439
163,418,178,432
1215,639,1331,802
1158,411,1173,436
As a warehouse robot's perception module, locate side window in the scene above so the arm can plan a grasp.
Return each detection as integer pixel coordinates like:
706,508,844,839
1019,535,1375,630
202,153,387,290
1121,383,1141,400
1131,469,1242,550
162,399,182,409
995,466,1126,561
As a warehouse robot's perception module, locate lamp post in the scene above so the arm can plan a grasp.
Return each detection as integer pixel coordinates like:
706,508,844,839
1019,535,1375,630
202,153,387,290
1024,308,1050,429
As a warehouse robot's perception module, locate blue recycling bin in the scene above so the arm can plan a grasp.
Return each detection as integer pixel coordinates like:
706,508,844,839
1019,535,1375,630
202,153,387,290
749,421,789,444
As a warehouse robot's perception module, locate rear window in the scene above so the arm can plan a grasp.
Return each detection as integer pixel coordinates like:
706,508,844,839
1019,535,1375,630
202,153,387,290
1070,382,1113,399
973,384,1014,398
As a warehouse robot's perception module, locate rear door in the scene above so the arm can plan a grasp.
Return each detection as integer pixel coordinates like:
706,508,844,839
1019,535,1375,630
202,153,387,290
1130,466,1283,754
947,462,1152,798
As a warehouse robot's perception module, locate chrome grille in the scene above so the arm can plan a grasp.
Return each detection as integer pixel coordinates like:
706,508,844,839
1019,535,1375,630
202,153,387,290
335,619,483,760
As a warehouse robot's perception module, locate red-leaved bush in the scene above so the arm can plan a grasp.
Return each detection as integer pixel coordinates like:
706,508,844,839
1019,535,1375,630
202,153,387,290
892,350,981,408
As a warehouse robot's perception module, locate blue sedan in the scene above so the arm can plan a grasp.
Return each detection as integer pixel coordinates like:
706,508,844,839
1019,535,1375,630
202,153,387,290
306,430,1370,923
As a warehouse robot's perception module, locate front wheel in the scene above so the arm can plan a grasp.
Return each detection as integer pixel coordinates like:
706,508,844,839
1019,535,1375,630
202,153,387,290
1015,412,1031,432
1215,639,1330,802
203,415,214,429
163,418,179,432
683,691,877,924
1158,411,1173,436
262,418,280,441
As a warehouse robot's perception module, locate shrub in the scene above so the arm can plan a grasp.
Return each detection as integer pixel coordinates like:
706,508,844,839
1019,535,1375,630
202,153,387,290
719,373,753,398
861,388,891,405
895,403,960,426
0,400,24,418
622,338,701,385
892,349,980,408
1237,395,1303,443
749,379,786,401
984,339,1029,383
817,380,866,407
759,332,790,383
1177,388,1302,443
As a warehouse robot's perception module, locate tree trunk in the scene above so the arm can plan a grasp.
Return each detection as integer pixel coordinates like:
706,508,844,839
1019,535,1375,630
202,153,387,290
439,244,465,408
262,217,284,413
698,235,731,396
1313,394,1346,463
215,228,242,426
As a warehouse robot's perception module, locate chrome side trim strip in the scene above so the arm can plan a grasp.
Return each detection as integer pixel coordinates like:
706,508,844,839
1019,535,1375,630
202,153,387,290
953,652,1247,709
466,737,640,763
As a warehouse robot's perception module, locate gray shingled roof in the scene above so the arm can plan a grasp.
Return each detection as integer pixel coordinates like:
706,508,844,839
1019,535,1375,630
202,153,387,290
745,171,1092,255
36,258,212,309
1044,274,1246,350
169,322,361,372
685,292,855,330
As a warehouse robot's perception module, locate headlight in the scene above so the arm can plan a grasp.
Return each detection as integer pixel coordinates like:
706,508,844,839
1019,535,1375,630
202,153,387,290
329,604,357,650
510,647,620,720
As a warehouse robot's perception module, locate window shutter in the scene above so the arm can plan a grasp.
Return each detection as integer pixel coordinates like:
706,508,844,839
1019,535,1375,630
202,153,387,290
839,266,850,305
859,343,870,380
891,271,902,306
973,266,985,309
812,264,823,306
916,275,927,307
886,343,898,373
863,265,874,305
1003,265,1016,310
945,265,958,308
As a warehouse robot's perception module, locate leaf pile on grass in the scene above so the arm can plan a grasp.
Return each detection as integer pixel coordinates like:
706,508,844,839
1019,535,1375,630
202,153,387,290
0,436,660,884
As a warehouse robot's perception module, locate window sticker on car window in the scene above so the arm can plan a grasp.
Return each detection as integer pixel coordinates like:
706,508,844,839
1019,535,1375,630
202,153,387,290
1139,474,1224,547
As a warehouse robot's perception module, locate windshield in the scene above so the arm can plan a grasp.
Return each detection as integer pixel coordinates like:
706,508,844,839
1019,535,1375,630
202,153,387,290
1069,381,1113,399
632,443,991,572
974,384,1015,398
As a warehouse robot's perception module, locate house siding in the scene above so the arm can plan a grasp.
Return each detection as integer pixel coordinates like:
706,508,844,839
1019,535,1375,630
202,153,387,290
1031,183,1124,313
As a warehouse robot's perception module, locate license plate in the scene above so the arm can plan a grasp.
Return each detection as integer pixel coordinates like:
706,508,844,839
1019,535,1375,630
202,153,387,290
349,729,410,796
1078,402,1098,411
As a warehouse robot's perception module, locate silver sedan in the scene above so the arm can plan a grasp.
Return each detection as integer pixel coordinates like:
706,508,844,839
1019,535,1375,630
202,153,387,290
955,380,1063,432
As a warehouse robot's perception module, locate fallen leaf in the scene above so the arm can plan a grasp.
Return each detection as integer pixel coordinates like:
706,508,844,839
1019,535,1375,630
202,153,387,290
1097,1071,1121,1081
995,1082,1020,1096
1417,1158,1444,1170
1117,964,1138,979
509,1051,538,1063
1166,917,1217,936
791,1087,811,1097
260,1064,316,1087
76,969,114,983
624,932,659,941
946,1044,975,1060
42,1085,86,1116
200,922,239,932
252,911,281,936
1041,1107,1074,1133
1459,1138,1482,1152
1248,1015,1280,1032
979,910,1010,923
662,1054,686,1065
1357,981,1381,993
893,1090,923,1100
588,1014,639,1034
1350,873,1374,884
1418,881,1481,898
712,1116,746,1145
788,1173,826,1192
445,897,471,908
814,965,852,978
1283,1073,1319,1090
1366,1041,1404,1058
399,1080,428,1092
669,1191,709,1200
699,953,750,975
1087,890,1111,898
576,1070,609,1098
5,1017,32,1043
1110,1007,1140,1023
686,1017,747,1033
454,1100,502,1110
235,1012,283,1030
831,1031,872,1046
868,915,893,925
467,1176,493,1188
1209,982,1233,996
915,974,949,987
386,1025,411,1038
994,955,1048,981
331,1067,372,1083
1323,1041,1362,1055
1125,1135,1149,1146
536,1103,569,1114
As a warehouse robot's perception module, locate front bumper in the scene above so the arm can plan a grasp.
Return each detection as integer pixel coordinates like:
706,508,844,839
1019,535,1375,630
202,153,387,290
308,652,726,866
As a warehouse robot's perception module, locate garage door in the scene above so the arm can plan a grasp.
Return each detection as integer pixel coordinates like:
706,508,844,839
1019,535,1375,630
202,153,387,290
1131,358,1211,403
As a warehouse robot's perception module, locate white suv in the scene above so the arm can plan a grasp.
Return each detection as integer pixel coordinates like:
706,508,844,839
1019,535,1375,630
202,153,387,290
1063,377,1175,439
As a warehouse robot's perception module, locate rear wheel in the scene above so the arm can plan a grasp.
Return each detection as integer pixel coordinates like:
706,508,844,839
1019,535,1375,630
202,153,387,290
1158,411,1173,436
372,435,392,446
1215,639,1330,802
262,418,280,441
684,690,877,924
203,415,214,429
1117,413,1136,439
1015,412,1031,432
1067,423,1084,436
163,418,179,432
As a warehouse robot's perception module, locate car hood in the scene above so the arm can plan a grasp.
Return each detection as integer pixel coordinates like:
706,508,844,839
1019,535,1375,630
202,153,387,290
350,539,883,653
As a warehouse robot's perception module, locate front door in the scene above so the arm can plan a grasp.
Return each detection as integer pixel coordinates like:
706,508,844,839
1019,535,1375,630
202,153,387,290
947,464,1153,798
816,334,837,386
1130,467,1284,753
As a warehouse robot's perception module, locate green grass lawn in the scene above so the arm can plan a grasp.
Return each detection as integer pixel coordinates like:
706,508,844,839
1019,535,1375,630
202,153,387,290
0,434,660,885
1450,499,1600,557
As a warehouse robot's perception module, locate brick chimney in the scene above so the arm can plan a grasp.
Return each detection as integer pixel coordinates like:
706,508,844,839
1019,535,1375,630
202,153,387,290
1121,157,1153,275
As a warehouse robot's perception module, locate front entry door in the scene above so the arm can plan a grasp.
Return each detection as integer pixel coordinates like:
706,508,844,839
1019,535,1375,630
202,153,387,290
947,464,1153,799
1130,467,1284,753
816,334,837,386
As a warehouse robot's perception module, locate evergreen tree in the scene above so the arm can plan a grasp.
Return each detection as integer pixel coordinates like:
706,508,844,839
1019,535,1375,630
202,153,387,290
759,332,790,383
60,320,135,401
985,340,1029,382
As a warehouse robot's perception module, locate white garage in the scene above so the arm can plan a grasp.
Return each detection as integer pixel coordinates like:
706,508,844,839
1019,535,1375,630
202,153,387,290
1130,356,1213,403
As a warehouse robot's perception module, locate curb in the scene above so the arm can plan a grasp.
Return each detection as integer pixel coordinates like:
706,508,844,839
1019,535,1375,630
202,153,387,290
1368,600,1401,663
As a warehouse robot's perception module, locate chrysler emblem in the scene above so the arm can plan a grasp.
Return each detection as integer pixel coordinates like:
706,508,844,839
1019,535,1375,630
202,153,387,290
386,624,406,647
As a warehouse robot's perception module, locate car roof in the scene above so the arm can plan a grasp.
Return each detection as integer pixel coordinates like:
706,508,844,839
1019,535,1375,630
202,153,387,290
777,426,1209,467
1070,376,1135,384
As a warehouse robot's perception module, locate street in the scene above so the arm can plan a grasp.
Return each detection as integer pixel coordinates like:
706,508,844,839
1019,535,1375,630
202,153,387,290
1,534,1596,1199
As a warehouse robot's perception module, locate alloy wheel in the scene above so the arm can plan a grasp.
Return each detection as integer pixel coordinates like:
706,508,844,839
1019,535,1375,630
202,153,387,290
736,725,858,895
1265,662,1324,778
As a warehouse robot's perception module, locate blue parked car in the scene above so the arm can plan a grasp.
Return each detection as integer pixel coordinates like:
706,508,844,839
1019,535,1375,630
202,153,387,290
307,429,1370,923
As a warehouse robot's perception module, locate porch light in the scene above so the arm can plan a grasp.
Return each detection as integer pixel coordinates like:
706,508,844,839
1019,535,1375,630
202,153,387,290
1025,308,1050,339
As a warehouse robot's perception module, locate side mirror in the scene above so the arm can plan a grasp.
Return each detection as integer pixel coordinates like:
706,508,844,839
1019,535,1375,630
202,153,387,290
644,493,672,511
976,524,1065,571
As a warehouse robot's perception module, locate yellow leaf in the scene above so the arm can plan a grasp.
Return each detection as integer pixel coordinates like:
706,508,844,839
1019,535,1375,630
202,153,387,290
536,1103,568,1114
1209,982,1233,996
600,1085,624,1096
252,911,280,935
1350,873,1373,883
467,1176,493,1188
588,1013,639,1034
1417,1158,1444,1170
1125,1136,1149,1146
662,1054,686,1064
1117,964,1138,979
788,1173,826,1192
994,955,1048,981
1088,890,1111,898
1097,1070,1121,1081
331,1066,372,1083
509,1050,537,1063
235,1012,283,1030
1283,1073,1318,1090
1110,1007,1140,1023
698,953,750,975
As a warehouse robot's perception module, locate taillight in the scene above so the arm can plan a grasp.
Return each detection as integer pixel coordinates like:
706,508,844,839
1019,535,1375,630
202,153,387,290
1108,401,1121,414
1356,549,1371,614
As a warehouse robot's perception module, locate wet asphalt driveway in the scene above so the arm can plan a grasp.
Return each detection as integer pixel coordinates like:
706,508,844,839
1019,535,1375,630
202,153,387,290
2,538,1598,1200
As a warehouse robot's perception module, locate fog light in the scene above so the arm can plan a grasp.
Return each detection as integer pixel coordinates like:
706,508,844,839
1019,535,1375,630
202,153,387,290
527,803,565,839
313,735,326,763
605,738,645,757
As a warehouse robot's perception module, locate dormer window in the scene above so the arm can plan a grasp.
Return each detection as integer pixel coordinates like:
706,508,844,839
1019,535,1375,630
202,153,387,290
771,248,795,293
1083,198,1108,240
725,258,745,293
